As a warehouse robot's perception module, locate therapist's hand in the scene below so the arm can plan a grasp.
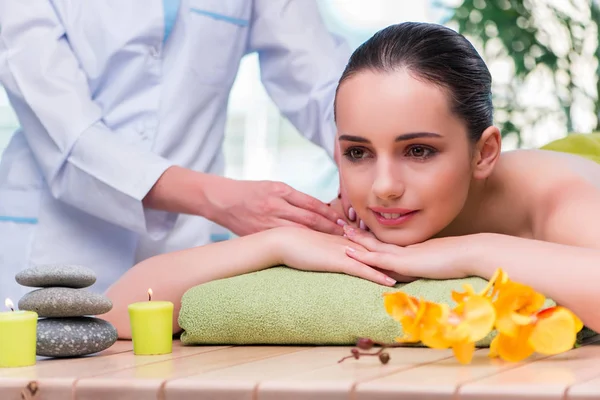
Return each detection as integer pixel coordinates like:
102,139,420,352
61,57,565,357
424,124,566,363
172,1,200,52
144,167,344,236
204,176,345,236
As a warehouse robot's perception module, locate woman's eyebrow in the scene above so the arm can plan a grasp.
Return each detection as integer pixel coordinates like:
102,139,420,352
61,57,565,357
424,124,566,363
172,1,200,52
395,132,442,141
338,132,442,143
338,134,370,143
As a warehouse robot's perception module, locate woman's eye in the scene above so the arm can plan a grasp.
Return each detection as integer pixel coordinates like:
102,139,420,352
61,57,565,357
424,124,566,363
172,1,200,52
407,146,434,159
347,148,367,160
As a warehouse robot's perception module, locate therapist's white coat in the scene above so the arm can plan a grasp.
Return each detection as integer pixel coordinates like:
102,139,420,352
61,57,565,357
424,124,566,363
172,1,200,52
0,0,350,302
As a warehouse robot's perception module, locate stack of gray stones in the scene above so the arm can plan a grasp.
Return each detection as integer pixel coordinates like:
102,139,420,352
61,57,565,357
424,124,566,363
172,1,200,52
15,265,118,358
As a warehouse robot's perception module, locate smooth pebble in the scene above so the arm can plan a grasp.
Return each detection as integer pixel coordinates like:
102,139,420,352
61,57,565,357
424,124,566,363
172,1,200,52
37,317,117,357
16,264,96,288
19,287,112,317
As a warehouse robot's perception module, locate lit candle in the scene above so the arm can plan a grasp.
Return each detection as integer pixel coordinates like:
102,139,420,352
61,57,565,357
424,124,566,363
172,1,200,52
0,298,38,368
128,289,173,355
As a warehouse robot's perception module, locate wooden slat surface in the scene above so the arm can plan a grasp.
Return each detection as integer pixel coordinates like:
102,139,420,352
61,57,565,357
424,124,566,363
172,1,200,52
163,346,339,400
566,370,600,399
459,339,600,400
0,341,133,400
75,345,302,399
0,337,599,400
256,347,454,400
0,341,225,400
354,349,549,400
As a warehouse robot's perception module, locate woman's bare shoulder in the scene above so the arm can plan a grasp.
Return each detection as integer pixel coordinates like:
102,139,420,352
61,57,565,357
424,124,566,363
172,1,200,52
498,149,600,238
498,148,600,189
496,149,600,209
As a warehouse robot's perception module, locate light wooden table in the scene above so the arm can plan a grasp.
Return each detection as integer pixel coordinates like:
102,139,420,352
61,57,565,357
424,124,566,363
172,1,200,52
1,336,600,400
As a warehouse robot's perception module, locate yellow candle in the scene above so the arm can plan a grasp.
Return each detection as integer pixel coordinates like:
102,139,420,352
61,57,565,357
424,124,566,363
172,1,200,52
128,289,173,355
0,298,38,368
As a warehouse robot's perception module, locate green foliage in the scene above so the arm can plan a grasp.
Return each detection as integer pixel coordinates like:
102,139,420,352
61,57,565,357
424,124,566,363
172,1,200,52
442,0,599,146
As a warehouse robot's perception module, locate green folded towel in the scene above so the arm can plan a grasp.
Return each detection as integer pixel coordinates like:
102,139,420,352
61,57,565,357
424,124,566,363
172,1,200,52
179,133,600,347
179,267,554,346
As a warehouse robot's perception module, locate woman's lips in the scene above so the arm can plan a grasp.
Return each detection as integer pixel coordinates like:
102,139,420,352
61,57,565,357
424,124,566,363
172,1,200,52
370,208,419,226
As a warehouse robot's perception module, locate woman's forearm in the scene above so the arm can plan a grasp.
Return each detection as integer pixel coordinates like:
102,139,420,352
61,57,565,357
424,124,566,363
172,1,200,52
466,233,600,332
102,229,282,338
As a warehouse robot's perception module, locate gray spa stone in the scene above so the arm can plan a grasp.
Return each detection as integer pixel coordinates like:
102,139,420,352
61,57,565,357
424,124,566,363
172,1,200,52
16,264,96,288
18,287,112,317
37,317,118,357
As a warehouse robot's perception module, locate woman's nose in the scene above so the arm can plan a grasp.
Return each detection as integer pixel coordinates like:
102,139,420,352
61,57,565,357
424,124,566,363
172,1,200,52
372,163,404,200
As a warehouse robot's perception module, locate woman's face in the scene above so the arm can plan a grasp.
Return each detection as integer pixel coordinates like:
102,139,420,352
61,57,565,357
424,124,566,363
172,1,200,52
335,69,475,246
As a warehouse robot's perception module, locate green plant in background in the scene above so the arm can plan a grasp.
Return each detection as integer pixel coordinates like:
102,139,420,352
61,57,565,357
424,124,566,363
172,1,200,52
442,0,599,147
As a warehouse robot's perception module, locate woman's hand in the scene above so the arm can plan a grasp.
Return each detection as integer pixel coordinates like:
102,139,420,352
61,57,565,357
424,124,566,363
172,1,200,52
328,196,369,231
343,226,472,280
274,226,397,286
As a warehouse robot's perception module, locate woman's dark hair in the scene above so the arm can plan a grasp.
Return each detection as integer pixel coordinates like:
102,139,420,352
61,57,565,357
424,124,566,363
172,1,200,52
336,22,493,142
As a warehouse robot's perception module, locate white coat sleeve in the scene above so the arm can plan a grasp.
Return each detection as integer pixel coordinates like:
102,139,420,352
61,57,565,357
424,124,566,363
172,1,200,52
248,0,352,158
0,1,176,238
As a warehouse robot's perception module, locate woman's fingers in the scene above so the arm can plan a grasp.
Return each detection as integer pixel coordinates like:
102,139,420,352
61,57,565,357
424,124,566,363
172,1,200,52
373,267,418,283
343,225,393,252
348,207,357,222
338,257,396,286
359,220,368,230
345,207,369,231
345,246,405,274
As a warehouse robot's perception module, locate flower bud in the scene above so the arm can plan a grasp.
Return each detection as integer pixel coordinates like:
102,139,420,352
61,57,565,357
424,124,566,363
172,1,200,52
356,338,374,350
379,352,390,364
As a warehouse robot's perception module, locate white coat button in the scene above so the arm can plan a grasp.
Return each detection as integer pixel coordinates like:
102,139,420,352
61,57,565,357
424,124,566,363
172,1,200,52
149,46,160,58
139,130,149,141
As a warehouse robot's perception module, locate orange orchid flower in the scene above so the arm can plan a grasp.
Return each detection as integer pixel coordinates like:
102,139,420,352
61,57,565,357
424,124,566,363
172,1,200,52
383,268,583,365
441,285,496,363
493,281,546,338
384,286,496,364
490,305,583,362
487,269,583,362
383,291,424,343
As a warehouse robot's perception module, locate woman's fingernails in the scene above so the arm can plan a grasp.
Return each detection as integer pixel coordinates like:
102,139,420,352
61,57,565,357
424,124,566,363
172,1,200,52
346,246,356,253
359,220,367,230
337,219,347,227
385,276,397,285
348,207,356,221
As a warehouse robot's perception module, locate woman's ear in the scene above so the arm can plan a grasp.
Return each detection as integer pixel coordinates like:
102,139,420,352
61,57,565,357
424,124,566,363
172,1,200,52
472,126,501,180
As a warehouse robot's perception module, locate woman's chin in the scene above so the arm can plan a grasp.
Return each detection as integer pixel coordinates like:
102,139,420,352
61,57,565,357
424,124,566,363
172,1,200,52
371,227,431,247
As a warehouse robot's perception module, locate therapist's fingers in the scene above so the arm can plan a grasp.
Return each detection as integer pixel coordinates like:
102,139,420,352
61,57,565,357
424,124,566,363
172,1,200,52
282,206,344,235
283,189,344,224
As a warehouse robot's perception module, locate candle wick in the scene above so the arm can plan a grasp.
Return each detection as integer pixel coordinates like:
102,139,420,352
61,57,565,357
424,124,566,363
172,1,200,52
148,293,152,302
10,307,14,312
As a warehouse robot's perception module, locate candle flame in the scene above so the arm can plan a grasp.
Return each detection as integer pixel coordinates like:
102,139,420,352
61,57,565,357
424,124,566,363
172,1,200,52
148,288,153,302
5,298,14,311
